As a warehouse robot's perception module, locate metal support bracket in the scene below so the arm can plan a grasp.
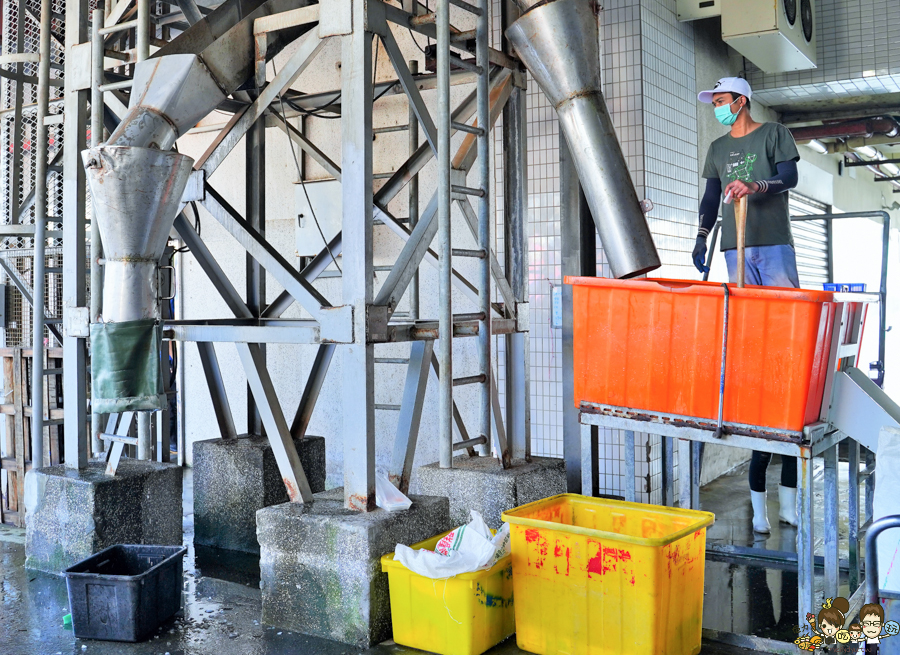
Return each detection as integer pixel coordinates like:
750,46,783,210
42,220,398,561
318,0,352,36
366,304,389,342
515,301,529,331
181,169,205,203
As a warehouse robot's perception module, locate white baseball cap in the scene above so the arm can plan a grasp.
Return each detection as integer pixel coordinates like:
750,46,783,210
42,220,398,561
698,77,753,103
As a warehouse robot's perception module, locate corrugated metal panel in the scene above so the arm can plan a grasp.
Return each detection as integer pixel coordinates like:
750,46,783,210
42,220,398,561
790,193,831,290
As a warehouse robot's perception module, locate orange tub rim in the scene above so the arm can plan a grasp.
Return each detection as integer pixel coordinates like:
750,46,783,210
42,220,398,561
564,275,835,303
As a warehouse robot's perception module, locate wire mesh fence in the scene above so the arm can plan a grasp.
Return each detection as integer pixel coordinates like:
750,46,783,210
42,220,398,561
0,246,67,347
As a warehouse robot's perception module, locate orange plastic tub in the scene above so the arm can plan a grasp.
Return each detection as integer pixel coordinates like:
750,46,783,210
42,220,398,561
565,277,837,432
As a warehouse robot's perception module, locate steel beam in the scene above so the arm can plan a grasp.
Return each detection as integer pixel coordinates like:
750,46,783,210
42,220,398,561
389,340,433,494
246,116,265,437
373,192,438,313
408,59,420,321
271,114,342,180
174,0,204,25
373,72,511,319
90,7,104,457
373,67,510,223
137,412,152,460
678,439,691,509
663,436,674,505
560,137,594,491
429,351,474,453
163,321,321,343
16,147,64,223
849,439,860,591
136,0,149,60
62,0,89,469
196,32,328,176
173,212,253,319
290,343,334,438
798,456,816,629
503,82,529,462
197,342,237,440
490,366,510,467
380,28,437,155
579,421,599,496
375,206,488,314
104,410,134,476
156,351,172,463
237,343,313,502
624,431,635,502
438,0,453,468
455,198,516,314
579,408,809,459
262,232,342,319
824,444,840,598
201,184,352,341
340,11,375,510
0,258,62,342
9,0,25,230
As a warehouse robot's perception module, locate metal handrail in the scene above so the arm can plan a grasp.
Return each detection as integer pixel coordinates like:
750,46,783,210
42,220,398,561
865,515,900,603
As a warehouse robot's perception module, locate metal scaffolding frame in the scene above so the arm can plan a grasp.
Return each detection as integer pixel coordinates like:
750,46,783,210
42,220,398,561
49,0,531,511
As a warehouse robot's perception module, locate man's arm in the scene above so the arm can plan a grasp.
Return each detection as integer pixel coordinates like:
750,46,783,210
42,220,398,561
755,160,799,193
725,160,799,199
693,177,721,273
698,177,722,238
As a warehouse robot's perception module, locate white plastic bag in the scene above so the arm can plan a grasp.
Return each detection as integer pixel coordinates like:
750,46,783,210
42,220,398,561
394,510,511,579
375,473,413,512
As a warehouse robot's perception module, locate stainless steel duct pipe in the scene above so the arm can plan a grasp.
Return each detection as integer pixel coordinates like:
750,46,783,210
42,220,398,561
106,55,226,150
506,0,660,278
83,146,194,323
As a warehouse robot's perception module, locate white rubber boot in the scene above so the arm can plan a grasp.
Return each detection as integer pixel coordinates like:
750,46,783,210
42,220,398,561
751,490,771,534
778,485,798,527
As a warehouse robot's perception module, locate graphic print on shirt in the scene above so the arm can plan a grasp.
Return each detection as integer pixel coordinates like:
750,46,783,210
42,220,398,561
725,152,758,183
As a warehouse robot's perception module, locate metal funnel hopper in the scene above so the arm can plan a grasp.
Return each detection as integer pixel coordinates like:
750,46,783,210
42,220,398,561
506,0,660,279
83,145,194,322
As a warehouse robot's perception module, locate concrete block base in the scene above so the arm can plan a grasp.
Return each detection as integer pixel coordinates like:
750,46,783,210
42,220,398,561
417,455,567,528
257,488,451,648
193,434,326,554
24,459,183,574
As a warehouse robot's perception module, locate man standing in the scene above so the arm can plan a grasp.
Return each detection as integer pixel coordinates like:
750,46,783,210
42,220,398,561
692,77,802,534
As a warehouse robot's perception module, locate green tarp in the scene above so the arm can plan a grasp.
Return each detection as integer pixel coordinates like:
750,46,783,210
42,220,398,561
90,319,165,414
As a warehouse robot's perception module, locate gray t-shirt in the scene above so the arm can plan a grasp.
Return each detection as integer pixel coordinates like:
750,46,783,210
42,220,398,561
702,122,800,251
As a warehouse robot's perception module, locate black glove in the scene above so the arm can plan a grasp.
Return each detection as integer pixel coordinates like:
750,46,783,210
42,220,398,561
692,236,709,274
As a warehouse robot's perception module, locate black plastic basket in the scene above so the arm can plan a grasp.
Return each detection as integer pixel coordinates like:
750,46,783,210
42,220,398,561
63,544,187,642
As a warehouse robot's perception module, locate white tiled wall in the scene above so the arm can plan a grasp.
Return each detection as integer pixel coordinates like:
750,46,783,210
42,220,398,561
746,0,900,107
640,0,699,278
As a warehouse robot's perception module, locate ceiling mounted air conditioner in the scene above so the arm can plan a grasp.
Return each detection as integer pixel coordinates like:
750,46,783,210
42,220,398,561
721,0,816,73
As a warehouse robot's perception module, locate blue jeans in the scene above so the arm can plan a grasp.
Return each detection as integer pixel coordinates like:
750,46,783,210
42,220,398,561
724,244,800,490
724,244,800,288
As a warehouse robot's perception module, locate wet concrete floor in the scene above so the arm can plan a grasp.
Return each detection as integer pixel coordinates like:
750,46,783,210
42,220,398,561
701,456,859,644
0,463,828,655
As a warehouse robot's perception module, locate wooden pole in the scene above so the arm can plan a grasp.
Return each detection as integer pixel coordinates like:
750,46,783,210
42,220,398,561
735,195,748,288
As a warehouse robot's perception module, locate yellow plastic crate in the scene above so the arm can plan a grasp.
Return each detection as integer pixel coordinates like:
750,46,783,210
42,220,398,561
381,529,515,655
502,493,715,655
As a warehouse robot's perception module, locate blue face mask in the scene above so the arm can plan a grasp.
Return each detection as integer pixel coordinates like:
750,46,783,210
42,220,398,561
715,98,742,126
